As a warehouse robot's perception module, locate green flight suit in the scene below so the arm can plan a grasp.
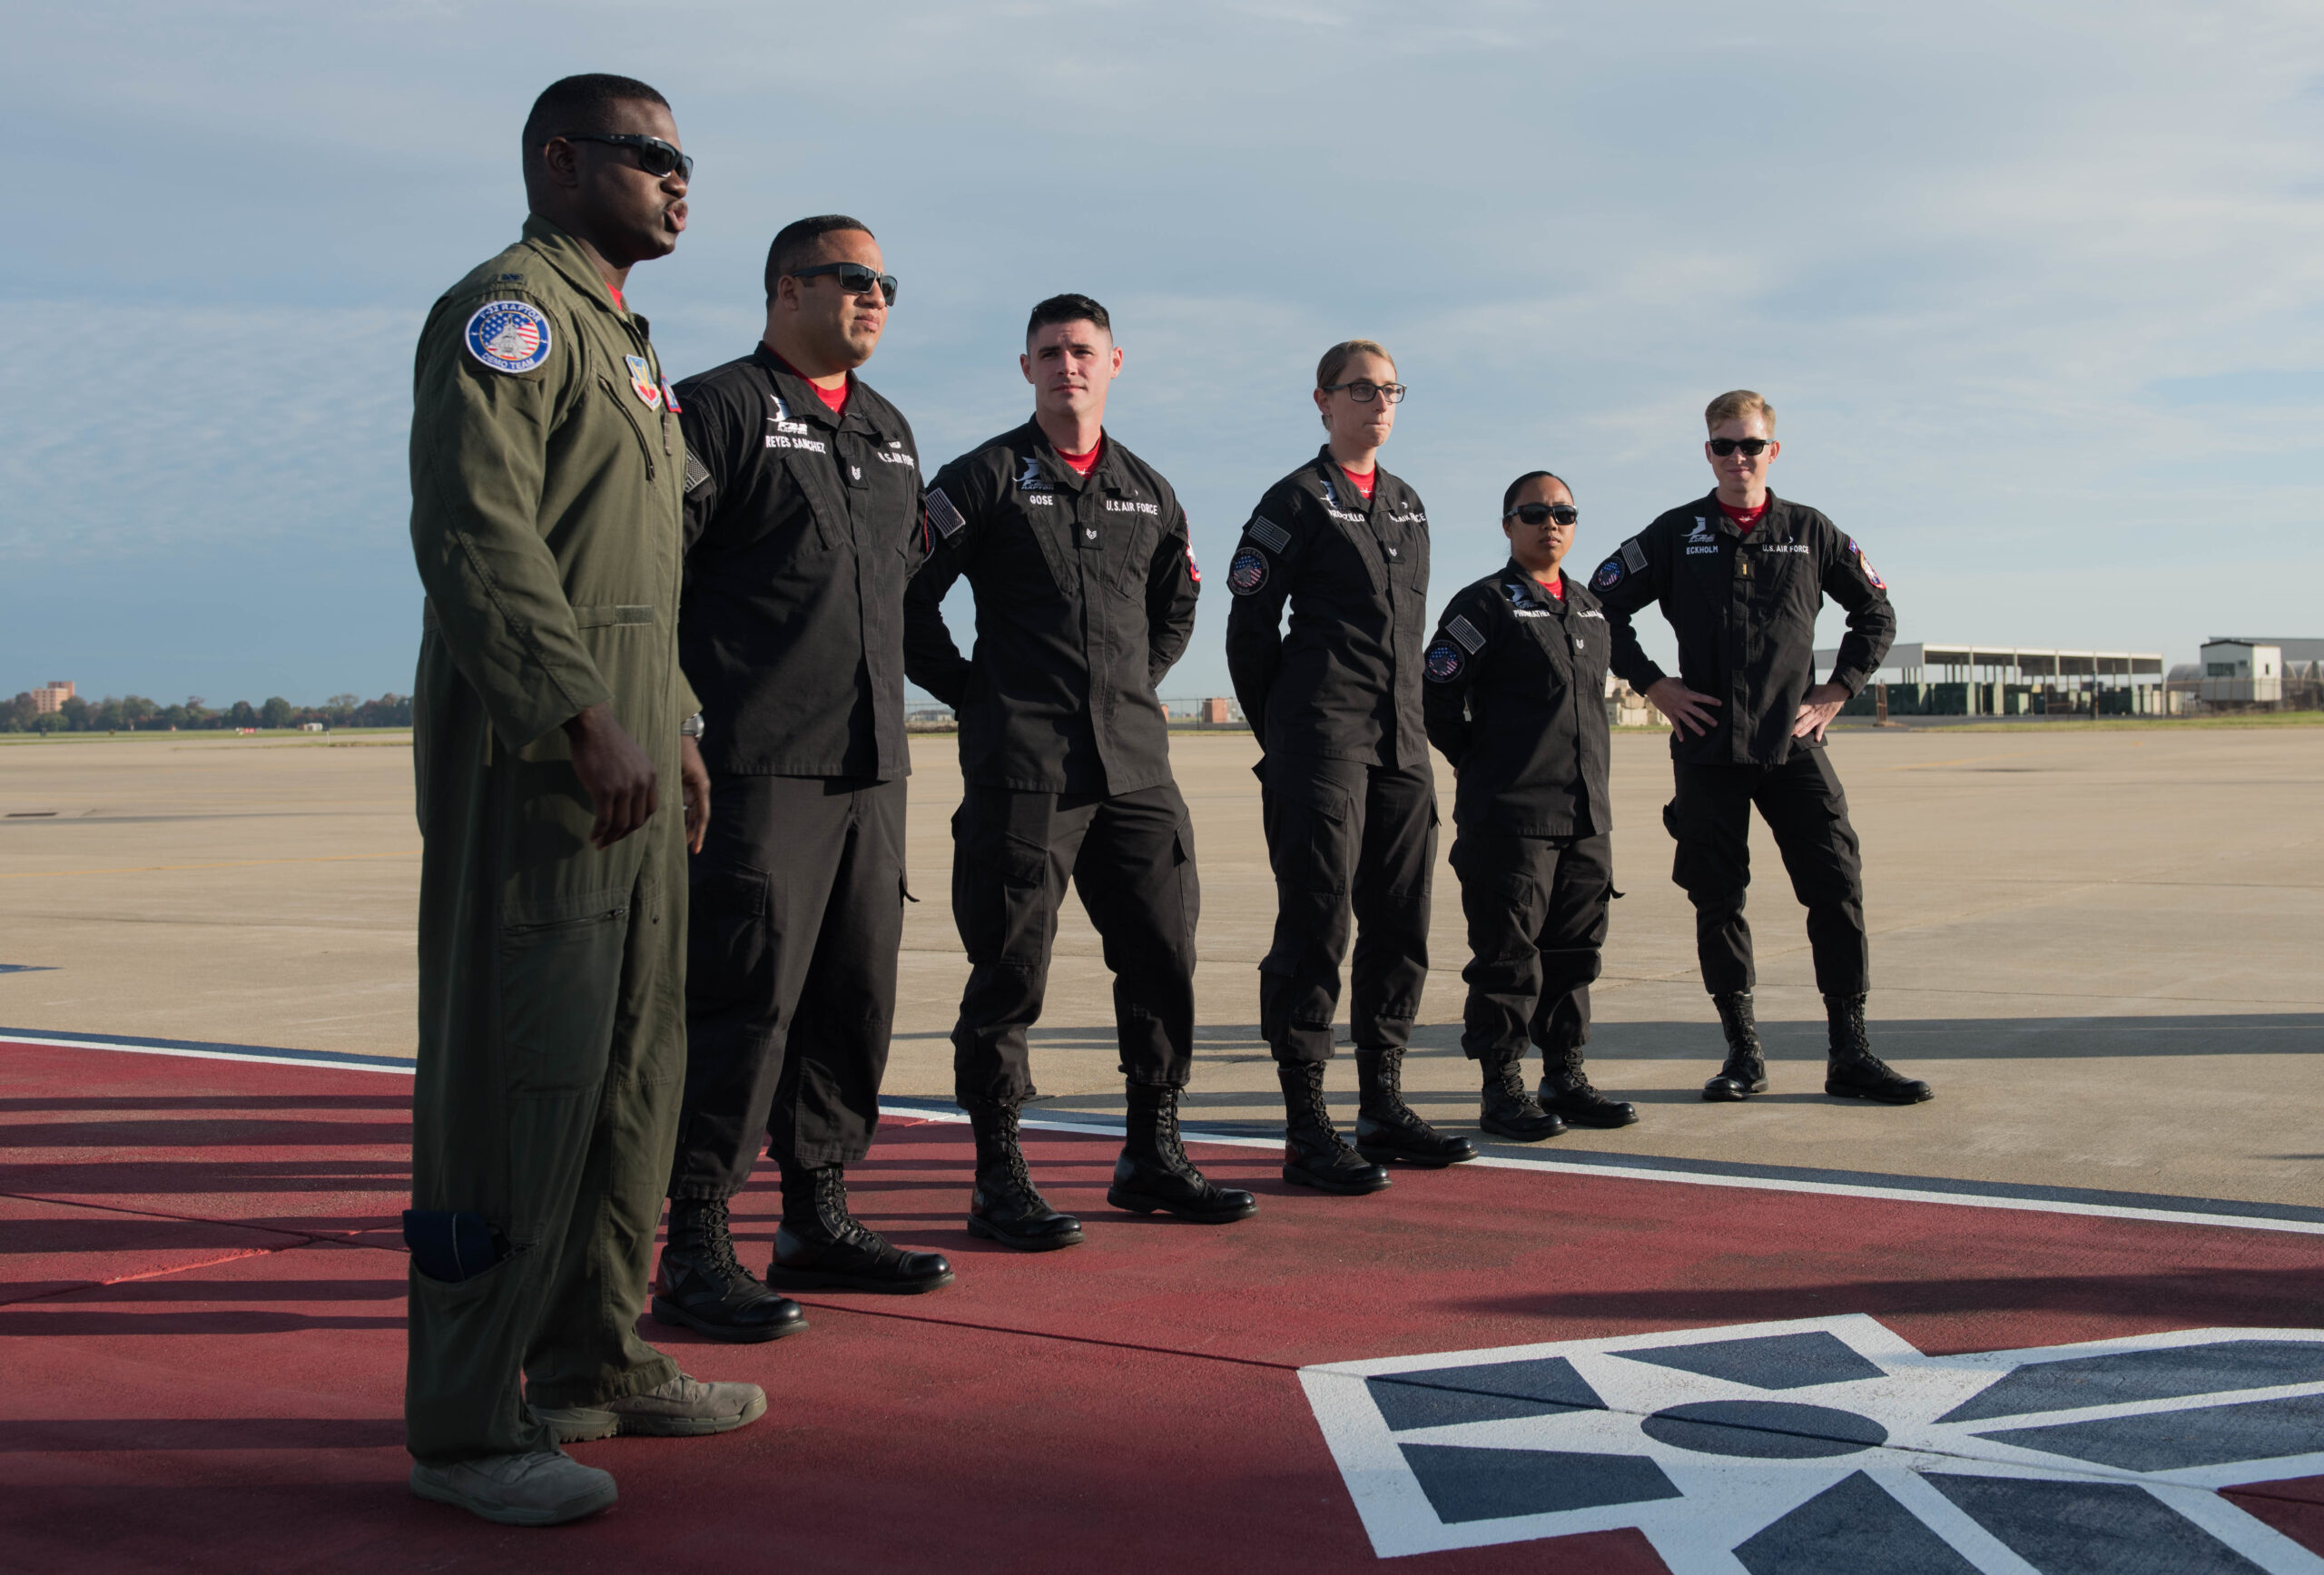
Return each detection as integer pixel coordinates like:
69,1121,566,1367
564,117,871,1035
404,215,696,1465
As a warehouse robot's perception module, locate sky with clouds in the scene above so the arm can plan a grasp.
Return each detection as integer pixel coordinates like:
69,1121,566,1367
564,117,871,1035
5,0,2321,706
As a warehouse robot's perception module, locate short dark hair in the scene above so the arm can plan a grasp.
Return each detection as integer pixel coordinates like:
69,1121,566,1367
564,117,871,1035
1027,293,1110,341
521,74,670,163
764,215,876,302
1502,470,1571,516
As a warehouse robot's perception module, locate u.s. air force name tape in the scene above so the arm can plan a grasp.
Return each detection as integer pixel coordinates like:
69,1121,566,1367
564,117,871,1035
1446,614,1486,654
1244,516,1291,554
925,488,967,540
1620,536,1649,572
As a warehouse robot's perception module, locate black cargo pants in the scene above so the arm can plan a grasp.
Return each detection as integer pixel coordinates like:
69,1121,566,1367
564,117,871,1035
1453,831,1612,1063
949,783,1199,1106
1257,753,1435,1065
667,774,905,1196
1667,747,1868,998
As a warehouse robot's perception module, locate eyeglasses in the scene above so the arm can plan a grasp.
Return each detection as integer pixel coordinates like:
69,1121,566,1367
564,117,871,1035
1708,437,1771,458
1321,380,1407,404
560,133,694,182
1505,503,1579,527
791,261,899,306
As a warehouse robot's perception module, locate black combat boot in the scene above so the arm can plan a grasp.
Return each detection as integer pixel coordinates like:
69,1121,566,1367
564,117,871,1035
768,1164,955,1294
1107,1085,1258,1223
1704,991,1770,1101
1539,1045,1640,1128
1823,994,1934,1104
1278,1063,1392,1193
1354,1048,1477,1166
652,1196,809,1343
1478,1054,1567,1142
963,1100,1085,1251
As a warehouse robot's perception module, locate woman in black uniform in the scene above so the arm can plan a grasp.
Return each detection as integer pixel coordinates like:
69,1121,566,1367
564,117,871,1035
1422,472,1639,1139
1225,340,1476,1195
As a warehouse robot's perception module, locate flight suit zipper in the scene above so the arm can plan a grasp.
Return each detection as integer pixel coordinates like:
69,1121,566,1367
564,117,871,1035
598,375,658,480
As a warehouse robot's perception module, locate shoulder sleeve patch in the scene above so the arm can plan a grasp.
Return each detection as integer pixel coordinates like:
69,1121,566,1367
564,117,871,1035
462,300,553,374
1447,614,1486,654
1424,641,1465,684
1228,545,1269,596
1620,536,1648,573
1244,515,1292,555
683,453,712,494
925,487,967,540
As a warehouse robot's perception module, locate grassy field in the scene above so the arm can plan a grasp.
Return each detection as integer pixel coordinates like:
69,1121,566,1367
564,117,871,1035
0,728,415,746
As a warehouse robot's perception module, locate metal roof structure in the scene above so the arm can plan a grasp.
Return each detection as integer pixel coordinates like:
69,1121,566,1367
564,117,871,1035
1814,643,2164,681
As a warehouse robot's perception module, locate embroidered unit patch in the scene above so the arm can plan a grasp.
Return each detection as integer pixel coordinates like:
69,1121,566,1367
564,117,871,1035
625,355,662,409
1228,546,1268,596
1424,643,1464,683
1848,537,1886,589
462,300,552,374
1594,558,1624,591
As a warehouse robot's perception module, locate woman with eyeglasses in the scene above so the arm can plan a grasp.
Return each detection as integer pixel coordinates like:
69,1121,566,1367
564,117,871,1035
1224,340,1476,1196
1420,472,1638,1139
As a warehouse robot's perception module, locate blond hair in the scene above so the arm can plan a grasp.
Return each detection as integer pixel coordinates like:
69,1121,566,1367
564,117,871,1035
1318,339,1395,389
1705,389,1775,431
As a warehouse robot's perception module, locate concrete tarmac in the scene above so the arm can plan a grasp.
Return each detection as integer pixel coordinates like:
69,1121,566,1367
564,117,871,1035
1,724,2317,1209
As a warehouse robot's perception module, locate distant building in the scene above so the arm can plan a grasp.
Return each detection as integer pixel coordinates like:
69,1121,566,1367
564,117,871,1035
1200,697,1234,724
30,680,73,715
2199,640,2282,704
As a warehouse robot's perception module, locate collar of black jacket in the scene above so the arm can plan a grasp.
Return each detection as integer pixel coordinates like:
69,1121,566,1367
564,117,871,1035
1015,419,1128,495
752,342,867,430
1499,558,1597,612
1693,487,1797,540
1309,445,1397,515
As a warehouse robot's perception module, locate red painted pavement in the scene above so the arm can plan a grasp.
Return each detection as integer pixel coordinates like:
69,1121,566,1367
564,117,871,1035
4,1038,2320,1572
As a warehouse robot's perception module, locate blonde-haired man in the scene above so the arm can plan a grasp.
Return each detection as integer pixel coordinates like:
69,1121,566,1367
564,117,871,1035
1590,392,1931,1106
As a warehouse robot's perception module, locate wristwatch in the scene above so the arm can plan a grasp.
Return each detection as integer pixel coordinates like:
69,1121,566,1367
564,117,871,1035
680,713,705,740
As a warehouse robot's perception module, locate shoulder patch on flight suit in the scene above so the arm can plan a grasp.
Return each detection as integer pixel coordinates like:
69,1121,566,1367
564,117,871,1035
1447,614,1486,654
925,487,967,540
1244,516,1291,554
1593,556,1625,591
1847,536,1886,589
462,300,552,374
1424,641,1465,683
1620,536,1648,572
1228,545,1268,596
683,453,712,494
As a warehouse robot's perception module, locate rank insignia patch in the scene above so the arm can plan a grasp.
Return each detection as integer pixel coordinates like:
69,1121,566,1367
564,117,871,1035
1228,546,1268,596
462,300,552,374
625,355,662,409
1424,642,1464,683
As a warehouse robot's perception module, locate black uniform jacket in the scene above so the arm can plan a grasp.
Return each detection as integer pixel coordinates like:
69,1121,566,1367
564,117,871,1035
1423,562,1613,839
903,422,1199,796
1223,448,1431,770
674,345,928,780
1590,491,1896,768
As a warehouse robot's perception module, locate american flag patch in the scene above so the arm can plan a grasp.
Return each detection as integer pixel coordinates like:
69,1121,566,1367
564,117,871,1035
1245,516,1291,554
925,487,967,540
1620,537,1648,572
1447,615,1486,654
683,454,711,494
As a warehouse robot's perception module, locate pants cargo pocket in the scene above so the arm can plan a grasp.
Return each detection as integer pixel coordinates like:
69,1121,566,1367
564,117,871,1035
499,905,628,1098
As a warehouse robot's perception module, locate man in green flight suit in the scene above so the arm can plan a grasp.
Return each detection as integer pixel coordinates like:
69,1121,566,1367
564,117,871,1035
403,74,763,1528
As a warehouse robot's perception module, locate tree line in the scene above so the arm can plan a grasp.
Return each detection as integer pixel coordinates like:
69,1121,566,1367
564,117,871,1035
1,692,415,733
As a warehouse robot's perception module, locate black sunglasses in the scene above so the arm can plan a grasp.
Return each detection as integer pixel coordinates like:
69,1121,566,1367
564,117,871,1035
792,261,899,306
1505,503,1579,527
1708,437,1771,458
1322,379,1407,404
561,133,693,181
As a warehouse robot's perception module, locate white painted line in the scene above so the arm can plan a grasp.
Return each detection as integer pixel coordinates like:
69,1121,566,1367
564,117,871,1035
1,1033,414,1076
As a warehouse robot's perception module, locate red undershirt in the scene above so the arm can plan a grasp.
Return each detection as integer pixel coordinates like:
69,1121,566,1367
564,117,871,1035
766,350,850,416
1340,465,1376,501
608,283,625,312
1058,439,1103,477
1535,574,1565,600
1718,497,1768,533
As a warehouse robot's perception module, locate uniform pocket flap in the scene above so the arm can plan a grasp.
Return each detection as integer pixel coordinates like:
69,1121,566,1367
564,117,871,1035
569,605,657,629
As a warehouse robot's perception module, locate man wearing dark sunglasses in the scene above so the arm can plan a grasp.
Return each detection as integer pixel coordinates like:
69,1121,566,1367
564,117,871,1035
1424,472,1634,1140
404,73,762,1530
906,294,1254,1245
653,214,951,1342
1226,339,1471,1196
1591,390,1930,1109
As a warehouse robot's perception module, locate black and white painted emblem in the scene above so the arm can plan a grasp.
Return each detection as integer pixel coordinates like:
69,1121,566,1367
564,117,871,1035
1301,1316,2324,1570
